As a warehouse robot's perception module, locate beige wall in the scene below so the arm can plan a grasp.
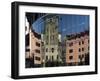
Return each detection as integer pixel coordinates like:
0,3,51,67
66,34,89,64
30,31,42,64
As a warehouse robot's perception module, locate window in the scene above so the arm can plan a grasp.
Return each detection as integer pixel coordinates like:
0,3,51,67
79,55,81,59
35,57,40,61
82,41,84,44
35,49,40,53
36,42,40,47
79,42,81,45
25,34,29,46
69,42,73,47
69,56,73,60
69,49,73,53
51,48,54,53
82,48,84,51
82,54,84,58
25,48,30,52
79,55,84,59
46,48,48,52
79,48,81,52
46,56,48,60
52,56,54,61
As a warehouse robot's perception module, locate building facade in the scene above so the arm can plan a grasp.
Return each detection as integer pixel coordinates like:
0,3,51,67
30,30,42,67
25,17,42,68
66,31,89,66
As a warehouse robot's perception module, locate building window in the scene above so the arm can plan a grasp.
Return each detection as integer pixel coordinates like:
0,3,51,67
79,55,84,59
82,41,84,44
57,55,59,60
36,42,40,47
79,55,81,59
69,42,73,47
46,56,48,60
35,49,40,53
25,48,30,52
79,48,81,52
69,49,73,53
46,48,48,52
35,57,40,61
25,34,29,46
51,48,54,53
52,56,54,61
69,56,73,60
82,54,84,58
79,42,81,45
82,48,84,51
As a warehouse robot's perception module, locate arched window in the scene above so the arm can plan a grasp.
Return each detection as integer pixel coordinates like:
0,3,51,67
51,48,54,53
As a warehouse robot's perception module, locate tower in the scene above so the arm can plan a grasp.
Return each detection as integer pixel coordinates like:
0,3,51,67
43,15,61,65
